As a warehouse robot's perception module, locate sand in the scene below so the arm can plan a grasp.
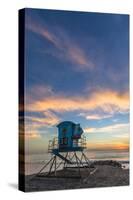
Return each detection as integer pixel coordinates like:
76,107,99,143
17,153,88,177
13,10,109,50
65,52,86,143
24,163,129,192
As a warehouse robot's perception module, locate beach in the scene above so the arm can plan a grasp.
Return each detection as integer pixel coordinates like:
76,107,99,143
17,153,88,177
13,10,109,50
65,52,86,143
25,161,129,192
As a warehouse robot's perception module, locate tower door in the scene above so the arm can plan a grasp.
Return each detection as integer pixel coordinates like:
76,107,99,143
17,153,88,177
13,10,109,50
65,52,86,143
60,137,68,146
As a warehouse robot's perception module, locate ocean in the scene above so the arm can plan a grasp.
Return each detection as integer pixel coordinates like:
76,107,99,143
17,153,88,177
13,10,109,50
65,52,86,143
25,150,129,175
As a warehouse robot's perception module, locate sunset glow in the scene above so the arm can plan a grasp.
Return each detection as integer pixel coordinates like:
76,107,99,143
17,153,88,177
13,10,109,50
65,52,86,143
21,9,129,160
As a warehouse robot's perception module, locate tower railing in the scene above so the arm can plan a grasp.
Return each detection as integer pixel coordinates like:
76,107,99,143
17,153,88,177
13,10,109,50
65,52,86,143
48,136,86,153
48,137,58,153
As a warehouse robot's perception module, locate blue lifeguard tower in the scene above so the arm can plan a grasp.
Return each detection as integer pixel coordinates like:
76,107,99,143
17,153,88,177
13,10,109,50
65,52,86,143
36,121,90,178
57,121,84,150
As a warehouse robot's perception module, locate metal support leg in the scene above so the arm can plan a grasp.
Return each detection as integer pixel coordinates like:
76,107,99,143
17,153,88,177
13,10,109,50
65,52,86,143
80,152,83,163
69,152,75,162
48,156,56,176
29,156,55,180
55,160,63,170
63,152,68,168
74,152,81,177
54,156,57,176
38,156,54,175
82,152,90,167
75,153,84,167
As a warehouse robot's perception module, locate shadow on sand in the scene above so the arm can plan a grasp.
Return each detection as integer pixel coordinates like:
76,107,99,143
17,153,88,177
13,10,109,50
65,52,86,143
8,183,18,190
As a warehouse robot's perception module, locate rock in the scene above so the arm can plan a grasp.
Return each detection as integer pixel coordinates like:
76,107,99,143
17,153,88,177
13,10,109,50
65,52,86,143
91,160,122,168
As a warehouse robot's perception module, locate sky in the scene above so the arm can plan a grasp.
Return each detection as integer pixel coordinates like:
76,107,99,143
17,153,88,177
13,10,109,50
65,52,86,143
21,8,129,158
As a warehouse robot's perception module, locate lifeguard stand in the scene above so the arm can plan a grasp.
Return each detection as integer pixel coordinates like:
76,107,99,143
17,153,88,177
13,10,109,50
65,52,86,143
57,121,84,150
36,121,91,178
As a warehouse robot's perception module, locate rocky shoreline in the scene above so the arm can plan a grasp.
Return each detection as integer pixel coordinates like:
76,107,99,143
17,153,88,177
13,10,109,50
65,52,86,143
90,160,122,168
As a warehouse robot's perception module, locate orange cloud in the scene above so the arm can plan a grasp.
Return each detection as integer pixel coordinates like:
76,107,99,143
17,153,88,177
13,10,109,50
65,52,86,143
24,110,60,139
79,113,112,120
25,90,129,115
114,142,129,150
26,110,60,127
25,131,41,139
86,136,129,150
19,121,41,139
87,142,129,151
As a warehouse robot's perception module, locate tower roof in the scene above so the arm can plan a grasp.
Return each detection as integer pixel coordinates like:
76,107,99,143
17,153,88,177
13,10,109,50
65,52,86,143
57,121,76,127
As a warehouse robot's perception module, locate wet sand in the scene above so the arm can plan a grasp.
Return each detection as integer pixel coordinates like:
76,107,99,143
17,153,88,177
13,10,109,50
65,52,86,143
25,162,129,192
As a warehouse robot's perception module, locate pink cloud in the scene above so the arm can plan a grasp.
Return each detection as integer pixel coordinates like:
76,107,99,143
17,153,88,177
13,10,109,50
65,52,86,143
26,16,94,71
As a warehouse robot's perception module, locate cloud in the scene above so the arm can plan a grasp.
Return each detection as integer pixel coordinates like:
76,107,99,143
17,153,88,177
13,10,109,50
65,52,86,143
84,123,129,134
25,89,129,115
25,130,41,139
26,15,94,71
86,141,129,151
85,122,129,151
19,119,41,139
26,17,61,49
113,134,129,138
78,113,113,120
24,86,129,140
24,110,60,139
26,85,54,104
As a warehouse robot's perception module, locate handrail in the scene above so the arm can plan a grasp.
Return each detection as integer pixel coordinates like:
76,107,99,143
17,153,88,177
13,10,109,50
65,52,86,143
48,136,86,152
